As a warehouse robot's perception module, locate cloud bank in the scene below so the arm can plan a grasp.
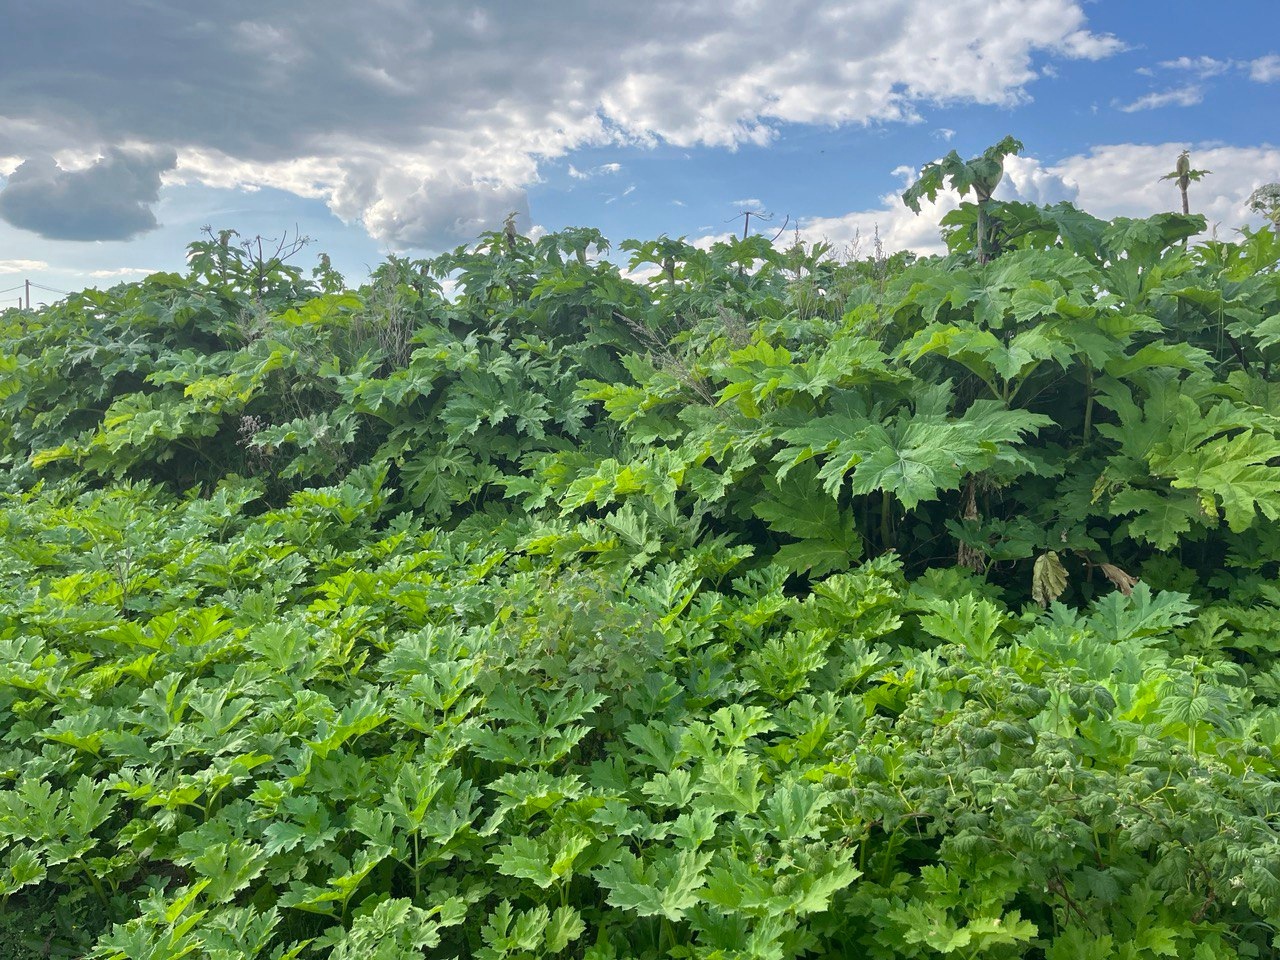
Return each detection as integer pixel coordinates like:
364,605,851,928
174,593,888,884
0,0,1121,248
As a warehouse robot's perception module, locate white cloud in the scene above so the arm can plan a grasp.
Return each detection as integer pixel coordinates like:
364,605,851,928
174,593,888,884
1159,55,1232,78
0,258,48,274
568,162,623,180
1000,154,1079,206
89,267,158,279
0,0,1124,250
1056,28,1127,59
353,171,531,251
1250,54,1280,82
934,128,957,142
1116,85,1203,112
732,198,764,208
1043,142,1280,230
693,231,738,251
167,149,342,199
1141,52,1279,85
620,261,663,284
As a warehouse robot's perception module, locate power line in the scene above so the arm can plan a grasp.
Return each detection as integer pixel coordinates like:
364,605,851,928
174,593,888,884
0,279,74,309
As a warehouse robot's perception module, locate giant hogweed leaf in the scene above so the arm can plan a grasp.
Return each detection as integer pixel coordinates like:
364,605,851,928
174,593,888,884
305,688,389,760
753,467,862,576
323,897,466,960
1109,488,1204,550
277,844,393,916
698,750,764,815
1033,201,1108,260
1102,213,1205,265
715,340,794,414
841,420,966,509
1095,379,1228,471
905,268,1011,327
1162,429,1280,531
744,630,830,702
772,400,871,489
182,840,268,904
1032,552,1068,608
991,245,1102,291
783,396,1049,510
1218,371,1280,419
0,846,45,898
700,847,859,920
593,848,712,921
1009,279,1064,323
478,901,584,959
489,829,592,889
904,325,1004,387
919,594,1008,658
905,322,1076,389
473,685,602,767
903,248,1095,328
1087,582,1195,646
1104,341,1214,380
762,780,831,843
91,880,212,960
717,337,901,415
1246,313,1280,351
623,720,685,773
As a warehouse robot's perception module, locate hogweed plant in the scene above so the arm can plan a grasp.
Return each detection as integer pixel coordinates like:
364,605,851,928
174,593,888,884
0,139,1279,959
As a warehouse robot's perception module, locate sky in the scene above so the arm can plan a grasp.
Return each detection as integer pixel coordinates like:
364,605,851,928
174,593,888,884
0,0,1277,301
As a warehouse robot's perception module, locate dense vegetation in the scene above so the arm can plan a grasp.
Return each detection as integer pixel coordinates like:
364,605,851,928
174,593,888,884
2,148,1280,959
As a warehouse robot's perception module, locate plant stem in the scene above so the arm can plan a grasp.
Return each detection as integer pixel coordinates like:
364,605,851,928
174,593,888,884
1082,362,1094,441
976,204,988,265
880,490,893,550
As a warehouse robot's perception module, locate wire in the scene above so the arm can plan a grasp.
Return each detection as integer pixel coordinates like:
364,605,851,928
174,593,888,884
30,282,71,295
0,283,25,295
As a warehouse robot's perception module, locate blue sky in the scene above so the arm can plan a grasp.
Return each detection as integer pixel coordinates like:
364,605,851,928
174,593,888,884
0,0,1277,301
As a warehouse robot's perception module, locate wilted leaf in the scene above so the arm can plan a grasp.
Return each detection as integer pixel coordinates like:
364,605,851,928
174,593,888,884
1032,551,1068,608
1098,562,1138,596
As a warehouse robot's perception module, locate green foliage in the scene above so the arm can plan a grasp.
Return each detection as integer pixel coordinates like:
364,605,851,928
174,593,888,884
2,171,1280,958
901,136,1024,263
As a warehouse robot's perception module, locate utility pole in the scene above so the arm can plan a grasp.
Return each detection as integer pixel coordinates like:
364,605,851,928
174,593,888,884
24,279,29,310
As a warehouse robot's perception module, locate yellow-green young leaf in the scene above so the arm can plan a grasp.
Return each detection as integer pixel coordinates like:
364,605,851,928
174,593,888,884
964,911,1038,949
30,443,75,468
0,846,45,896
544,906,586,953
1032,551,1068,608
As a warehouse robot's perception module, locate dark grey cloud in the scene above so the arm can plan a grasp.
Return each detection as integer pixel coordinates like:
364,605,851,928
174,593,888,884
0,147,176,240
0,0,1121,248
